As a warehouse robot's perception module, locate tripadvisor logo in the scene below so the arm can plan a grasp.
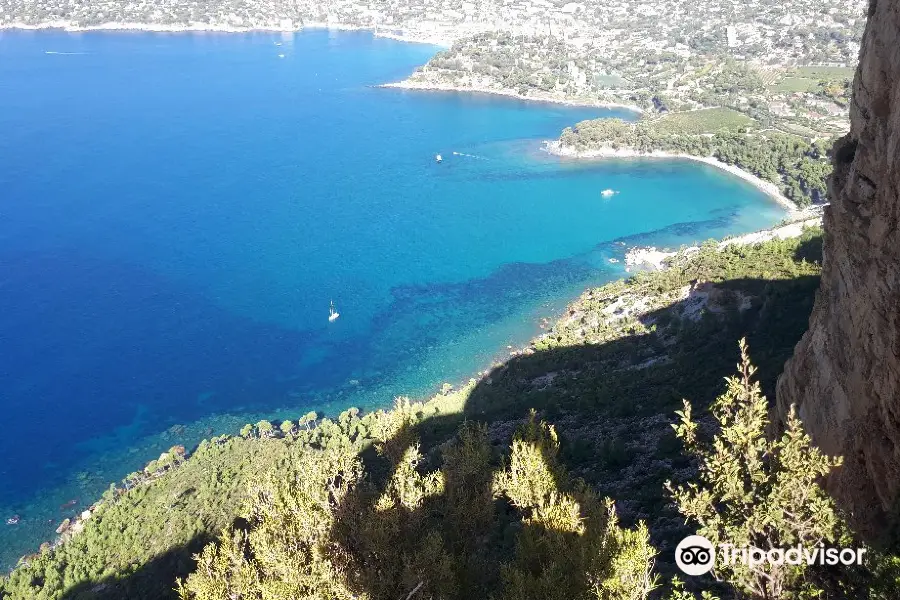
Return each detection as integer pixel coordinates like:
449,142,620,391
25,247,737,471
675,535,867,577
675,535,716,576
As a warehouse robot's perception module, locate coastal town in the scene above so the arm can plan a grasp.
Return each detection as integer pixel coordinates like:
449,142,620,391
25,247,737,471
2,0,866,209
0,0,866,65
1,0,864,133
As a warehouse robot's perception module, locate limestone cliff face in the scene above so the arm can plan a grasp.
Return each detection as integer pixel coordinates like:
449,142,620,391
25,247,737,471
776,0,900,542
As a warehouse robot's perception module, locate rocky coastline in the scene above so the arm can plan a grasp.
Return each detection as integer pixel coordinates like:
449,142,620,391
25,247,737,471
624,215,824,271
0,21,828,577
380,79,644,112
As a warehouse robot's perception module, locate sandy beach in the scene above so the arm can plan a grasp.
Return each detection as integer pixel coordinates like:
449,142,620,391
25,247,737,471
543,140,798,212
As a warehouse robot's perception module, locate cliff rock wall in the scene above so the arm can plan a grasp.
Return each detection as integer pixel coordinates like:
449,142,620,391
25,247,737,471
776,0,900,542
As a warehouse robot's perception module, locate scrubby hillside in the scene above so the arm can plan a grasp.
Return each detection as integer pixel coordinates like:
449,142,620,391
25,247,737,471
8,228,886,600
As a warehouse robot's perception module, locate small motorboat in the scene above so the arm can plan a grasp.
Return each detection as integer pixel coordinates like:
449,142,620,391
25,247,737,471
6,515,20,525
601,189,617,197
328,300,340,323
435,154,443,163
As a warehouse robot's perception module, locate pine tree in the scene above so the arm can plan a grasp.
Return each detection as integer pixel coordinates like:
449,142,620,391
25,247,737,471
667,339,843,599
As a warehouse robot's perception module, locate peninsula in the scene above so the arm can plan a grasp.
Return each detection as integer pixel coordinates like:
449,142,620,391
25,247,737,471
2,0,865,207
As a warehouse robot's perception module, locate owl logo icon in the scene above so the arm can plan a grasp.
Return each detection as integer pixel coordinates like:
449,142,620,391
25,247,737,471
675,535,715,576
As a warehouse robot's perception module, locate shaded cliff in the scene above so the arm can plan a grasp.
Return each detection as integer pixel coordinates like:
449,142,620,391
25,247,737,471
776,0,900,544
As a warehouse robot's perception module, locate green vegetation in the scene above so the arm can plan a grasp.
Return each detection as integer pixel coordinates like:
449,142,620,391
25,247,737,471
178,412,657,600
5,229,896,599
594,75,631,89
770,77,821,93
669,340,843,598
0,436,290,599
559,118,833,206
647,108,754,135
768,67,854,107
792,66,855,79
0,1,873,596
425,33,582,97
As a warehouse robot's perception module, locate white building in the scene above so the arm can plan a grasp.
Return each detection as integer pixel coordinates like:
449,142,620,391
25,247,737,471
726,25,738,48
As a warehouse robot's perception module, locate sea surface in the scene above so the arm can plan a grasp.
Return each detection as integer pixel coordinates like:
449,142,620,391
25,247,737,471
0,28,786,566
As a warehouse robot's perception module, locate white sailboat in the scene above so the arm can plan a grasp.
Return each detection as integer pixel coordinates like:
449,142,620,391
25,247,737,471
328,300,340,322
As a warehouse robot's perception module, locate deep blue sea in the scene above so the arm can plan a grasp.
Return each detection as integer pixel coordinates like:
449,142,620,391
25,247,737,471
0,29,786,566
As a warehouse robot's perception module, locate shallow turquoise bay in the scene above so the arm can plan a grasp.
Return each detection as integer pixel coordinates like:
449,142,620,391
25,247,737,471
0,28,785,566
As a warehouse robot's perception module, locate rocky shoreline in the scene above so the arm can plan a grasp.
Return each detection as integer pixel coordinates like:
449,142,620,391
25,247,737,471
543,140,798,213
0,202,823,570
624,215,824,271
379,80,644,113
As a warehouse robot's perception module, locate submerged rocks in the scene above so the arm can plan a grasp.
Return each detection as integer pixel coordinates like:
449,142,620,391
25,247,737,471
55,519,70,535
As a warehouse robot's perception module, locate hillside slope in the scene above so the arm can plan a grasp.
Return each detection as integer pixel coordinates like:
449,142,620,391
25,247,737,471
1,231,826,599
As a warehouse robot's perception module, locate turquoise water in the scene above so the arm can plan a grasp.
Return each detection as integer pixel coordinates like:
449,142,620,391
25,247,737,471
0,29,786,566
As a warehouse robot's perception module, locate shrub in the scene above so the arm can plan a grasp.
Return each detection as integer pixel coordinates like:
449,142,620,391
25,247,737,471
179,413,658,600
494,413,658,600
667,339,843,599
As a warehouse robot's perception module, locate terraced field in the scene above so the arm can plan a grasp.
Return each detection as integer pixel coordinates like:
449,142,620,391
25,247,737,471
650,107,754,134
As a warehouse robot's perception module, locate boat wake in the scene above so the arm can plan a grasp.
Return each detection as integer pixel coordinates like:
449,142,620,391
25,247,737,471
452,151,488,160
45,51,87,55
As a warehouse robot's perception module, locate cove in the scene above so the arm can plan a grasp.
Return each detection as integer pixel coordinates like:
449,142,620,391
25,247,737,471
0,28,786,566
